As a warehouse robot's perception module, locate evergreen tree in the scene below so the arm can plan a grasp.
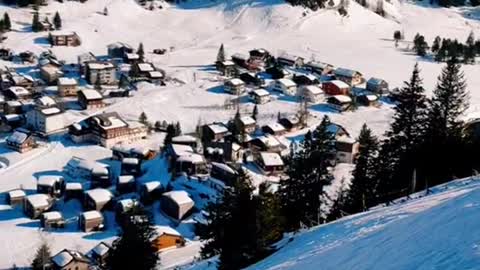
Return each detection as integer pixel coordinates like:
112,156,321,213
53,11,61,30
175,121,182,136
103,6,109,16
422,57,469,186
464,31,476,64
375,0,385,17
107,205,159,270
139,112,148,125
435,38,449,62
163,123,176,146
252,104,258,121
32,12,41,32
154,121,162,131
431,36,441,54
413,33,428,57
137,42,145,61
377,63,428,200
344,124,379,214
216,43,225,63
3,13,11,31
31,241,51,270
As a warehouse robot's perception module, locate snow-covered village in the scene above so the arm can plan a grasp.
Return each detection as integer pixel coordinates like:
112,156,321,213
0,0,478,269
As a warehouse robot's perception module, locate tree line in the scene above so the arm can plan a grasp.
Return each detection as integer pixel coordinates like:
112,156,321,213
411,32,480,64
198,55,475,269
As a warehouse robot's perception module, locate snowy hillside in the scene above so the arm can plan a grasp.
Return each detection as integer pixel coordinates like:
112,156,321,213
245,177,480,270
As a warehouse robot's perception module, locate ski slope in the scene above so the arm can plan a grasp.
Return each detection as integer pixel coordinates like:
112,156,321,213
245,177,480,270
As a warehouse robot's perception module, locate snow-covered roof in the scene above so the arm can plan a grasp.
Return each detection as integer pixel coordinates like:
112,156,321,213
42,211,63,220
108,42,132,49
67,157,109,175
52,250,73,267
58,77,77,85
227,78,245,86
252,89,270,97
25,194,50,208
337,135,356,144
208,123,229,134
65,182,83,190
80,89,103,100
232,53,248,60
260,152,284,167
212,162,237,175
38,175,62,187
41,107,62,116
6,130,29,144
156,225,181,237
51,31,76,37
172,135,197,144
306,61,333,70
92,113,128,130
122,158,139,165
118,198,136,211
171,144,195,156
331,95,352,103
86,189,113,203
87,62,114,70
148,71,164,78
240,116,256,126
265,123,286,132
277,78,296,88
163,190,194,205
335,67,361,78
137,63,155,72
8,189,25,198
367,77,385,85
177,153,205,164
363,94,378,101
82,210,103,220
222,60,235,66
6,100,21,107
278,52,303,62
118,175,135,184
303,85,323,95
143,181,161,192
326,80,350,89
8,86,29,96
4,114,22,122
92,242,110,256
37,96,56,107
126,53,139,60
257,135,281,147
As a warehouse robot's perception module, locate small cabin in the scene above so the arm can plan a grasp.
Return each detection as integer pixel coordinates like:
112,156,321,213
334,68,363,86
117,175,136,194
262,123,287,136
152,226,186,252
7,189,26,206
278,116,302,132
6,129,35,153
139,181,163,204
366,77,389,95
322,80,350,96
249,135,285,154
257,152,284,175
273,78,297,96
23,194,53,219
57,77,78,97
231,53,249,68
292,74,319,86
171,135,198,149
276,53,304,68
79,210,104,232
305,61,334,75
216,60,236,77
161,191,195,221
40,211,65,229
50,31,82,47
224,78,246,95
265,66,292,80
202,123,230,142
121,158,142,176
327,95,353,112
78,89,104,110
249,48,270,62
84,189,113,211
250,89,271,104
37,175,64,197
238,116,257,134
239,72,263,86
210,162,238,186
51,249,90,270
64,182,83,200
115,198,140,224
336,136,360,164
90,242,111,267
299,85,324,103
174,153,208,177
356,93,379,107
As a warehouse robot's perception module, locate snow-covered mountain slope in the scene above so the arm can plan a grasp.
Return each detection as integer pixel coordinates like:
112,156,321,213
201,177,480,270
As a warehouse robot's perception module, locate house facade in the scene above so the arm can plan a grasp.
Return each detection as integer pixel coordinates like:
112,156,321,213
50,31,82,47
57,77,78,97
86,62,116,85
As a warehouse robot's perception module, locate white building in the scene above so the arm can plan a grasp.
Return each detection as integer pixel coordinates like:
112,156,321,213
299,85,324,103
26,106,65,135
58,77,78,97
86,62,116,85
273,78,297,96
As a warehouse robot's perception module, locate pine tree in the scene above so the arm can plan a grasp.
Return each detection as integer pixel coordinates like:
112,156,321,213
3,13,11,31
106,205,159,270
32,12,41,32
375,0,385,17
139,112,148,125
431,36,441,54
345,124,379,214
31,241,51,270
137,42,145,61
163,123,175,146
435,39,449,62
422,57,469,186
377,63,428,201
175,121,182,136
413,33,428,57
53,11,61,30
103,7,109,16
216,43,225,64
464,31,476,64
252,104,258,121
